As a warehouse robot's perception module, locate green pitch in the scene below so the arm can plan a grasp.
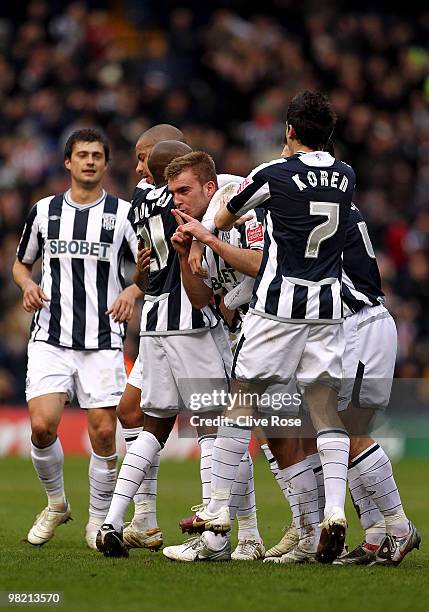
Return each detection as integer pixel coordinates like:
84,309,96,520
0,457,427,612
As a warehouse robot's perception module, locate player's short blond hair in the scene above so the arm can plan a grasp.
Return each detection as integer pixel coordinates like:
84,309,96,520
165,151,218,187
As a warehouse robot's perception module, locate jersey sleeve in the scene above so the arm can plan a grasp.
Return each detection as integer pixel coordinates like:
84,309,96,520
223,275,255,309
237,208,265,250
226,167,271,217
16,204,42,264
202,253,212,288
124,207,138,263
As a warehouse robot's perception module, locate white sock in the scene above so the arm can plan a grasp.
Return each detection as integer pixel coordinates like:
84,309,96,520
261,443,288,496
350,443,409,537
31,438,66,511
204,530,229,551
104,431,161,532
198,435,215,504
235,454,260,542
230,452,253,518
278,458,320,547
348,464,386,546
132,450,160,531
122,427,143,451
207,428,251,514
306,452,326,522
317,428,350,517
124,427,159,530
88,451,117,519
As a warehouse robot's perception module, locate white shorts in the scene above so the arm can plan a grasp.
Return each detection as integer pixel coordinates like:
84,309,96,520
127,358,142,390
26,342,127,408
339,305,397,411
139,327,231,418
232,312,344,389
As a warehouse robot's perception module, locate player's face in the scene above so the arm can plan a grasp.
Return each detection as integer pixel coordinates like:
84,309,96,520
65,141,107,187
135,139,154,183
168,169,216,220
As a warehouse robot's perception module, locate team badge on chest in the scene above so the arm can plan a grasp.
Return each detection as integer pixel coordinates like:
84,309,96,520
102,213,116,231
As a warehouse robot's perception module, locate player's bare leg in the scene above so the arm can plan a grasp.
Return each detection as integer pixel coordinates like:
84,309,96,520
117,385,163,550
305,382,350,563
26,393,71,546
85,407,117,549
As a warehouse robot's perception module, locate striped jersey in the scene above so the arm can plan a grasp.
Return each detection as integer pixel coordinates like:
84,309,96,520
131,181,218,335
203,209,264,330
342,204,384,317
17,190,137,350
203,209,264,294
226,151,356,323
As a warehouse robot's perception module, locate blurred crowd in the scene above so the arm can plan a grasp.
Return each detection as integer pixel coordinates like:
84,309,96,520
1,0,429,402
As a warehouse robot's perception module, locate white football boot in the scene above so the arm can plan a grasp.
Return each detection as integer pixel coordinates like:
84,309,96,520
264,522,299,558
85,515,105,550
163,533,231,562
316,506,347,564
373,522,421,566
26,502,72,546
264,539,317,564
192,505,231,533
123,519,163,551
231,539,265,560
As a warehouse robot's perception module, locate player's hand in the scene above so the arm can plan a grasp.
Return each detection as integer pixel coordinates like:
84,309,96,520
218,294,236,329
106,285,137,323
171,229,192,255
136,246,151,273
173,209,213,244
21,279,49,313
188,240,207,277
233,213,253,227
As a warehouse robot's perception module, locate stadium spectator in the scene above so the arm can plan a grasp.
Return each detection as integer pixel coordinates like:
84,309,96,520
2,1,429,402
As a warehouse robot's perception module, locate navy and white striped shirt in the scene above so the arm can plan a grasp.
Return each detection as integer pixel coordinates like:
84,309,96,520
17,190,137,350
342,204,384,316
132,181,218,335
226,152,356,323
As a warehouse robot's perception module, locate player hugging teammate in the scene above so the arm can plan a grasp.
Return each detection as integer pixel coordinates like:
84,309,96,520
15,93,420,567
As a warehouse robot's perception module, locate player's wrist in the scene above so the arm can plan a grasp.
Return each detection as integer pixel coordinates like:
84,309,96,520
21,277,36,292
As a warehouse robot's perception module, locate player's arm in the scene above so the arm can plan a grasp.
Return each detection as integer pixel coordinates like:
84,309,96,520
133,243,151,293
106,207,146,323
175,209,263,278
13,259,49,313
215,169,271,230
205,234,262,278
13,202,48,312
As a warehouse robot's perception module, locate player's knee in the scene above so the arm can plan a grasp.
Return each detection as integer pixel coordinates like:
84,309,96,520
92,425,115,449
117,400,144,429
31,420,57,447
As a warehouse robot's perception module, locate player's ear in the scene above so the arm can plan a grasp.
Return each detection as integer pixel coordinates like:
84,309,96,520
205,180,217,198
64,157,71,171
286,123,296,140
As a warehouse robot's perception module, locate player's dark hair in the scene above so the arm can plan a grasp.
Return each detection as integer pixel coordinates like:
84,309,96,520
148,140,192,186
165,151,218,187
286,91,336,150
64,128,110,162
